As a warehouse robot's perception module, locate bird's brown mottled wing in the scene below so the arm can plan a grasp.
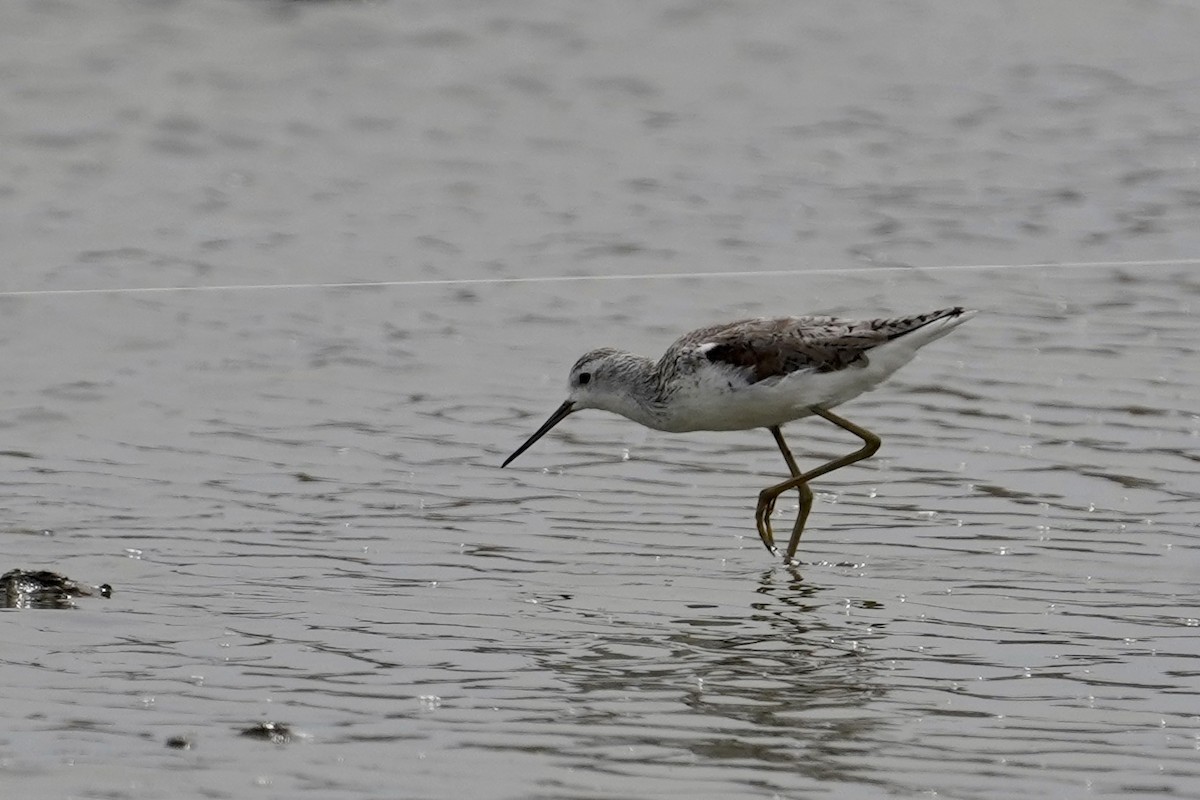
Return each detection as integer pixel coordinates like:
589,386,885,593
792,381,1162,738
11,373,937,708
692,307,965,384
695,317,876,382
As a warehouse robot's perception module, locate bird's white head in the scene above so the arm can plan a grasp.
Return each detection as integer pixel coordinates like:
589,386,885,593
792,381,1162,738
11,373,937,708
564,347,629,412
501,347,655,467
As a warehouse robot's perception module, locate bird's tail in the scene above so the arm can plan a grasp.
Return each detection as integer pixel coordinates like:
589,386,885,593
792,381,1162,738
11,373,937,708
885,306,977,345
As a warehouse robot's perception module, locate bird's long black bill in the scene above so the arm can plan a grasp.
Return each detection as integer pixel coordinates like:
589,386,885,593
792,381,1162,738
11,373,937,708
501,400,575,467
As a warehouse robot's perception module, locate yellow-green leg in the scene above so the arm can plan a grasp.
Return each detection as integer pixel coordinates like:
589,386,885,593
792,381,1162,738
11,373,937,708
755,408,882,563
752,425,814,558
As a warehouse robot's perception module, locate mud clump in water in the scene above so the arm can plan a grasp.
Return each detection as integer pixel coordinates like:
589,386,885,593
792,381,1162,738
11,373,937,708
0,569,113,609
239,722,299,744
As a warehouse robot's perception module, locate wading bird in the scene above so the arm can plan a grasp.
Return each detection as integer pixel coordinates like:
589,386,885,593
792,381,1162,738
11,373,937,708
503,307,975,563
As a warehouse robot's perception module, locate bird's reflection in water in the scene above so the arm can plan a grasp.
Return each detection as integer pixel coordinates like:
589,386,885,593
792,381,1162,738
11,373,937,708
509,569,888,784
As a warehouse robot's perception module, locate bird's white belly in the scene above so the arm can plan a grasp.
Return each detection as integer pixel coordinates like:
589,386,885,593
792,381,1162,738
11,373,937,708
661,338,922,432
664,372,836,430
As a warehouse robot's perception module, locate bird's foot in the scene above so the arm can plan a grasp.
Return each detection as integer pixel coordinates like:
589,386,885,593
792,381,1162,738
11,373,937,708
754,490,780,556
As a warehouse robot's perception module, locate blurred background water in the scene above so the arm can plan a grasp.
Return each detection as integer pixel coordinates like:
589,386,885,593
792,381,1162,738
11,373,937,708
1,1,1198,799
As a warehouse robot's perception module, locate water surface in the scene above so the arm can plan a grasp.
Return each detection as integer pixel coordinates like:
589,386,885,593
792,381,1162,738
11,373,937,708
1,2,1198,799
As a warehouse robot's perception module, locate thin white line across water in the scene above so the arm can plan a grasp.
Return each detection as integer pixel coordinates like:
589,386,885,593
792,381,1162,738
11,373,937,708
0,257,1195,298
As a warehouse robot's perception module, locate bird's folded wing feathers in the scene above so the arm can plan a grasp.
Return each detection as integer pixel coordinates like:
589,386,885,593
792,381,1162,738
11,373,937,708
690,317,887,383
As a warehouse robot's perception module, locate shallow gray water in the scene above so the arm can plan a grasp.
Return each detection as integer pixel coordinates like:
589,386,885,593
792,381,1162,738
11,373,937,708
2,2,1199,799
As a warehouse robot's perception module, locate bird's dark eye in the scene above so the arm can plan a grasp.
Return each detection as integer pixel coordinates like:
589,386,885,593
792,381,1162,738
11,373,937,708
578,372,591,386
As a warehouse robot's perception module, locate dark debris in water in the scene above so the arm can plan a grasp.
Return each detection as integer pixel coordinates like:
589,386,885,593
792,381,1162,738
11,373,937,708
165,735,193,750
239,722,297,744
1,569,112,610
